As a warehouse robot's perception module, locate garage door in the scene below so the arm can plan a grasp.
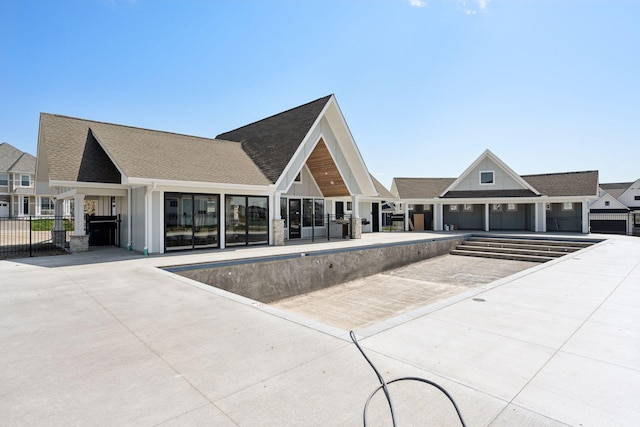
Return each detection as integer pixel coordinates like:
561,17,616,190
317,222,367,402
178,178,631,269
590,219,627,235
0,201,8,217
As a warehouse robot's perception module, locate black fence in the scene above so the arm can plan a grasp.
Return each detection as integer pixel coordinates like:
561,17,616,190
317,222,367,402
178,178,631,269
283,213,353,242
0,216,73,259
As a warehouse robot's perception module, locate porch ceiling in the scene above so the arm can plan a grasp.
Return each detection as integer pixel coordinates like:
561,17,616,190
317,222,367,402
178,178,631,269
306,139,350,197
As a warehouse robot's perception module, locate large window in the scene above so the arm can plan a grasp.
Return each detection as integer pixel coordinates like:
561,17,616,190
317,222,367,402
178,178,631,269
0,174,7,186
303,199,313,227
225,195,268,246
21,174,31,187
165,193,219,251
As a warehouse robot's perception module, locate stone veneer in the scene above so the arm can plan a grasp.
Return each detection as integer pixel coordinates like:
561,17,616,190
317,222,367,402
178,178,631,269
69,235,89,253
272,219,285,246
351,217,362,239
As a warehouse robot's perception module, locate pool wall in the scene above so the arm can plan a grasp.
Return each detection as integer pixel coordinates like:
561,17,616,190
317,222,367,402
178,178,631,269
172,236,466,303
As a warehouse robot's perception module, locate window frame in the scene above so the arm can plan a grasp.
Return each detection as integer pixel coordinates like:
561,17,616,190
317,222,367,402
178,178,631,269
20,174,31,187
480,170,495,185
0,174,8,186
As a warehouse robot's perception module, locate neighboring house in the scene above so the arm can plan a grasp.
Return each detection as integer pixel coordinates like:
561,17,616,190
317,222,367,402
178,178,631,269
36,95,391,253
590,180,640,235
0,142,61,218
391,149,599,233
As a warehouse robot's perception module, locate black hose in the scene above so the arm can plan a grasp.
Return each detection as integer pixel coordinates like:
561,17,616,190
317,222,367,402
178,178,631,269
350,330,466,427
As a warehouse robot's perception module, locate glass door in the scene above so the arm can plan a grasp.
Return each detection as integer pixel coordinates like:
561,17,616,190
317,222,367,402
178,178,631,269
193,195,218,248
289,199,301,239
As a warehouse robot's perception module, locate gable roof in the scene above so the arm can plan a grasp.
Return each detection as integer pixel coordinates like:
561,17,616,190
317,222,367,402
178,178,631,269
440,149,540,197
370,175,395,199
39,114,270,186
600,182,633,199
392,177,456,199
392,171,598,200
0,142,35,173
216,95,332,183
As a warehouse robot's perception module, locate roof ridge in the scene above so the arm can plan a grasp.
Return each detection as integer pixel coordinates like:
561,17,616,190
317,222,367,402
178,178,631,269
40,112,232,144
216,95,332,137
521,170,598,178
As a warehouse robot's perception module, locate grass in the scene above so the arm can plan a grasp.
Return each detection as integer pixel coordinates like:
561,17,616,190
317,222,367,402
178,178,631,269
30,219,74,232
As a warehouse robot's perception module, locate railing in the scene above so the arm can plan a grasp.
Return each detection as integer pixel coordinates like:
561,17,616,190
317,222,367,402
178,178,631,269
0,216,74,259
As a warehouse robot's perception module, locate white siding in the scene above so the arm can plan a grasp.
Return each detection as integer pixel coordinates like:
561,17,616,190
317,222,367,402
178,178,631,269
453,158,525,192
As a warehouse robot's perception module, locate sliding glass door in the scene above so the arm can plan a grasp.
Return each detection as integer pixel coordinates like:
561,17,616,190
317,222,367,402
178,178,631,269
165,193,219,251
225,195,269,246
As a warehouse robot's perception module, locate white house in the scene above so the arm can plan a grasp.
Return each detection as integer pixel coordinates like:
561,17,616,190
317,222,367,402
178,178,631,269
391,149,599,234
35,95,391,253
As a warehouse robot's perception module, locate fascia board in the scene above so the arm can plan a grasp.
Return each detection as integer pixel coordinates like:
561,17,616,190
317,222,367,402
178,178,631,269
439,149,541,197
49,180,125,190
126,177,274,192
273,97,333,191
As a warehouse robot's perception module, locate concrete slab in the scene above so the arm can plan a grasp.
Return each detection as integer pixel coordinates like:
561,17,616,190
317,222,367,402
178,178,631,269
0,232,638,426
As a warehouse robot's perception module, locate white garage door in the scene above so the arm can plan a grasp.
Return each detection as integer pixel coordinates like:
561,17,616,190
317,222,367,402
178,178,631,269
0,201,8,217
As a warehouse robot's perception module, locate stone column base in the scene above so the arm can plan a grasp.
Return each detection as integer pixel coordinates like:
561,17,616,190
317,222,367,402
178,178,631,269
69,235,89,253
272,219,285,246
351,217,362,239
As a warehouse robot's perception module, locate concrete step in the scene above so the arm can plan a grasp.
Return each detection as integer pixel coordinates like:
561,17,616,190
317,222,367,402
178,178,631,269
466,237,593,249
455,244,568,258
462,241,582,254
450,249,555,263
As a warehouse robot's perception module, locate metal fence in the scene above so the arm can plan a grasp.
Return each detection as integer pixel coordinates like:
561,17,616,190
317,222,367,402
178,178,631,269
283,214,353,242
0,216,73,259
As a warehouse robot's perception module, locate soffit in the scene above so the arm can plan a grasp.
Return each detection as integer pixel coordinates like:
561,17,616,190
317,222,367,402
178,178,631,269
305,139,349,197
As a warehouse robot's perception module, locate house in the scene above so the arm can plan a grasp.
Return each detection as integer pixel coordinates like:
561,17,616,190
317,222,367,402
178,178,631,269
590,180,640,235
0,142,64,218
35,95,390,253
391,149,599,233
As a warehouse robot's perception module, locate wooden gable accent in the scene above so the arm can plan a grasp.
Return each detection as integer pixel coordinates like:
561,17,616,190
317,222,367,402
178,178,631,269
305,139,350,197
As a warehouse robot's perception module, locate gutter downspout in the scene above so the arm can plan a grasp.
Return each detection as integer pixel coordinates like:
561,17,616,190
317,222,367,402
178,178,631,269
143,182,157,256
127,187,132,250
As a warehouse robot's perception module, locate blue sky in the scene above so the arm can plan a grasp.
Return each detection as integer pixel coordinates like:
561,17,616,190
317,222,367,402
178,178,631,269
1,0,638,187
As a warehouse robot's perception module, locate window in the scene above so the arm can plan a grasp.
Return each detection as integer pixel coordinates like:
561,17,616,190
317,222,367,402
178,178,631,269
507,203,517,212
635,196,640,201
303,199,313,227
346,201,353,211
21,174,31,187
0,174,7,186
463,204,473,212
40,197,54,215
562,202,573,211
492,204,502,212
294,172,301,183
449,204,458,212
314,199,324,226
604,201,610,207
480,171,494,185
280,198,287,227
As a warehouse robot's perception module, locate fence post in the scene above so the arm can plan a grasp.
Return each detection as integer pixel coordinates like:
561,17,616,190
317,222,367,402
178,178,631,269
29,216,33,257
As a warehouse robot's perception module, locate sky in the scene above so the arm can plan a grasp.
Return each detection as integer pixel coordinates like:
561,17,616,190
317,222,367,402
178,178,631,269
1,0,638,187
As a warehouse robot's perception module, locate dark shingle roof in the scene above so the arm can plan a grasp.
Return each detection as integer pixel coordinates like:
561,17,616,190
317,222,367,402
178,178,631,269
392,178,455,199
40,114,270,185
522,171,599,197
216,95,332,183
442,189,538,198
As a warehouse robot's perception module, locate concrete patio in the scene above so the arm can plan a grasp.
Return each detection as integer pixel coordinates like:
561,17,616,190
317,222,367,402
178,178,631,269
1,232,639,426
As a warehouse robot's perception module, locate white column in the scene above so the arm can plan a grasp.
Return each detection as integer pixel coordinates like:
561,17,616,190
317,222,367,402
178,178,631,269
433,203,443,231
351,195,360,218
404,205,409,231
274,191,282,220
74,194,85,236
219,193,226,249
484,203,490,231
582,200,589,234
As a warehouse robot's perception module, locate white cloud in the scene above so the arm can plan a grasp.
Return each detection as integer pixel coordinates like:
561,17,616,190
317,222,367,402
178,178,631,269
407,0,426,7
457,0,490,15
